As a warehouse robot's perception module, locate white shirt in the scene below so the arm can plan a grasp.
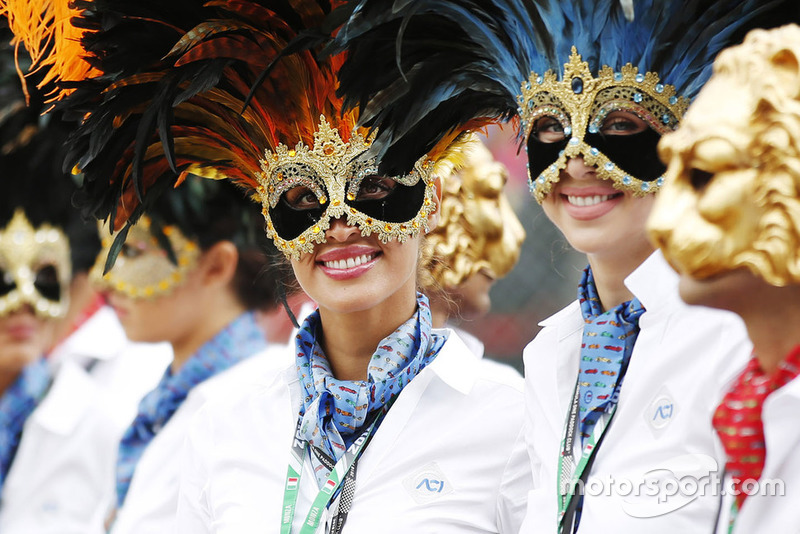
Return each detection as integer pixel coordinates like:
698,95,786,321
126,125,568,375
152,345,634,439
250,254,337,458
177,329,530,533
519,251,752,533
109,344,283,534
0,306,171,534
715,374,800,533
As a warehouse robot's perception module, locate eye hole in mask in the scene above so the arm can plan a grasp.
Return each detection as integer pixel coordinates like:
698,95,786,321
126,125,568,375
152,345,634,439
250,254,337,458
270,184,329,241
33,264,61,302
0,269,15,297
346,175,427,223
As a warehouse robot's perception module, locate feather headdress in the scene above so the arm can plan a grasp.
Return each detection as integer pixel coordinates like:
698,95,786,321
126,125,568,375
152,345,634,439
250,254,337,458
4,0,359,261
320,0,797,176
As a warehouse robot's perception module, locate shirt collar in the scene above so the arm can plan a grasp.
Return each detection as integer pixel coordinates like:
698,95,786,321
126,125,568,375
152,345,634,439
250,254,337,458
427,328,477,395
623,250,681,313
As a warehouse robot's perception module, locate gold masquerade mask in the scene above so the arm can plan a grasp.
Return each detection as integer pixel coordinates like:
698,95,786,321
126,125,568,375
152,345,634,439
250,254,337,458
0,209,71,318
422,135,525,290
518,48,689,203
90,216,200,299
255,116,437,260
649,25,800,287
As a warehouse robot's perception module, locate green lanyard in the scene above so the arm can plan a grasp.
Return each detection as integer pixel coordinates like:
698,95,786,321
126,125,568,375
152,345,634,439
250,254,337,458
280,410,386,534
556,379,621,534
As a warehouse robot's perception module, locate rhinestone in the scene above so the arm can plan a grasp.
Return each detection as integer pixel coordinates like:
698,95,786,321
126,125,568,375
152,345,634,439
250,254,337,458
536,75,543,84
564,126,572,136
530,180,537,191
384,224,391,231
313,225,321,233
558,150,565,157
633,93,643,103
549,165,556,172
614,72,623,81
655,84,664,93
412,221,418,228
571,77,584,94
569,137,579,146
588,124,599,134
525,81,531,91
298,237,306,244
590,148,599,156
288,150,296,157
662,114,671,124
635,73,644,83
657,177,665,186
538,176,546,184
346,192,356,201
622,176,632,185
669,96,678,105
604,162,614,171
641,182,650,191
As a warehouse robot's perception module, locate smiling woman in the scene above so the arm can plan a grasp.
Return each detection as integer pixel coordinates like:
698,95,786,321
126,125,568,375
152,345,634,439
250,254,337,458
16,0,532,532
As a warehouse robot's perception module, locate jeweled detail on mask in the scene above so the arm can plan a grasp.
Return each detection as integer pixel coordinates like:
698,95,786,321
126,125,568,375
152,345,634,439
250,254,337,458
517,48,689,203
256,116,437,260
0,209,71,318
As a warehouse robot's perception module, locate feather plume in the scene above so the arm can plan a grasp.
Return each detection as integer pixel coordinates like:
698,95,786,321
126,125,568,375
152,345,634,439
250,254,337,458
17,0,358,254
320,0,798,176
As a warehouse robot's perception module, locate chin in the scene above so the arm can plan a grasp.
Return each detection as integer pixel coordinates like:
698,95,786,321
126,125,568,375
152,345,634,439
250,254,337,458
677,269,749,313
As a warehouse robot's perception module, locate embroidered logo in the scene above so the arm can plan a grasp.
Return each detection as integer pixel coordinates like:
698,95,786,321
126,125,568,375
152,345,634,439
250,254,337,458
403,462,454,504
645,386,677,435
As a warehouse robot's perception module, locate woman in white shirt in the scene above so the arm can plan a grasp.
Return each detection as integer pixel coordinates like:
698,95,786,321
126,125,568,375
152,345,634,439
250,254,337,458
27,1,531,532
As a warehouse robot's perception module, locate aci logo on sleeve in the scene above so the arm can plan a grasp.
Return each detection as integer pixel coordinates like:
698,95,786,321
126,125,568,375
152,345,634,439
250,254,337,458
403,462,454,504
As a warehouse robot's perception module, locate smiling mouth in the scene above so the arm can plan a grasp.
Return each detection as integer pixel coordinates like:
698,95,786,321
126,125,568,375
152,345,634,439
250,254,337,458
565,193,622,206
321,252,378,270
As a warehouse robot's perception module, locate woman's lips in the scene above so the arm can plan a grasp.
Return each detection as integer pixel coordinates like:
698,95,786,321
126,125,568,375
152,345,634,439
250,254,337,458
4,320,37,341
316,246,381,281
559,187,624,221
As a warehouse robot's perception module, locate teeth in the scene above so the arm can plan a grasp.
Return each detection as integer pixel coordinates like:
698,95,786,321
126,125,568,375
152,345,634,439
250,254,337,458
324,253,375,270
567,194,614,207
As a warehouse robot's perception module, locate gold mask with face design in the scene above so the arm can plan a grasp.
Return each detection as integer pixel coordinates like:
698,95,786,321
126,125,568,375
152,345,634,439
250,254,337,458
518,48,689,203
421,135,525,291
0,209,71,318
90,216,200,299
648,25,800,287
255,116,438,260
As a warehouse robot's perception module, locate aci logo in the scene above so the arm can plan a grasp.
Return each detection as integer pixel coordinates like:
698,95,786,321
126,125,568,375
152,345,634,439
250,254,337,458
644,387,677,435
403,462,454,504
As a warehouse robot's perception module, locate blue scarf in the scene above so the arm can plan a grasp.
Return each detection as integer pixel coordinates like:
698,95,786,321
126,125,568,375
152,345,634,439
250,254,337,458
115,311,266,507
296,293,446,487
576,266,645,448
0,357,50,493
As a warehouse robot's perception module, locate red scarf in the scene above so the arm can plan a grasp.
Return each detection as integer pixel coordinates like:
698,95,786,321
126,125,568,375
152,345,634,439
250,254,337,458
713,345,800,508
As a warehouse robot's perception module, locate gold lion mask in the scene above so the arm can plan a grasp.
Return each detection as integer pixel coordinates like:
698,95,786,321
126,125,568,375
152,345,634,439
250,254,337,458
649,25,800,286
421,135,525,291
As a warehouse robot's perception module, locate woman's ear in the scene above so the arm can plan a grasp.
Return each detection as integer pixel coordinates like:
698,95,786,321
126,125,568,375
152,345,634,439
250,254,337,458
198,241,239,289
426,176,443,233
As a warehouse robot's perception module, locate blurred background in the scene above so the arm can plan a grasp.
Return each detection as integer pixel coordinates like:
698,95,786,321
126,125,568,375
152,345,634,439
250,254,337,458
455,125,585,373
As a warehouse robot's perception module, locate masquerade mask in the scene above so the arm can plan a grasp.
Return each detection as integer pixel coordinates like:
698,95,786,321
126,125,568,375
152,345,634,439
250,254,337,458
256,117,437,260
90,216,200,299
518,48,689,203
648,26,800,287
0,209,71,318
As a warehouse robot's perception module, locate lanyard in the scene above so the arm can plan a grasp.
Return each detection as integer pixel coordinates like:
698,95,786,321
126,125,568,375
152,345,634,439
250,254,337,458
556,378,622,533
280,409,387,534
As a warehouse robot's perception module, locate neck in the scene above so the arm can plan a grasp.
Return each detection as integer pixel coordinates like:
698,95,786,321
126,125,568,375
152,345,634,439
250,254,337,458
737,285,800,375
587,246,653,311
317,288,418,381
428,293,450,329
170,294,247,373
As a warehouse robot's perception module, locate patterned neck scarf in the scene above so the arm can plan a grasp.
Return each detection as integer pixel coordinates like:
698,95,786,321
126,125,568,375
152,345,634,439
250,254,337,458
115,311,266,507
296,293,446,488
576,266,645,448
713,345,800,516
0,357,50,494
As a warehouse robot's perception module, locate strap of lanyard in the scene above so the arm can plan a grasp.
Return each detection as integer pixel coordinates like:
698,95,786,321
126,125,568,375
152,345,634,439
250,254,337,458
280,409,386,534
557,378,622,533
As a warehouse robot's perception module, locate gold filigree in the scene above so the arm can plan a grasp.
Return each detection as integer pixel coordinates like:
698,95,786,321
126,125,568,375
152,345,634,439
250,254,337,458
517,47,690,202
649,25,800,287
90,217,200,299
255,116,437,260
0,209,71,318
420,135,525,291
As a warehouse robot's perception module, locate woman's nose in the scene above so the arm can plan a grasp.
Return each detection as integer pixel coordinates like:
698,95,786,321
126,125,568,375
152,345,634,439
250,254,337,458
562,156,597,181
324,216,360,242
